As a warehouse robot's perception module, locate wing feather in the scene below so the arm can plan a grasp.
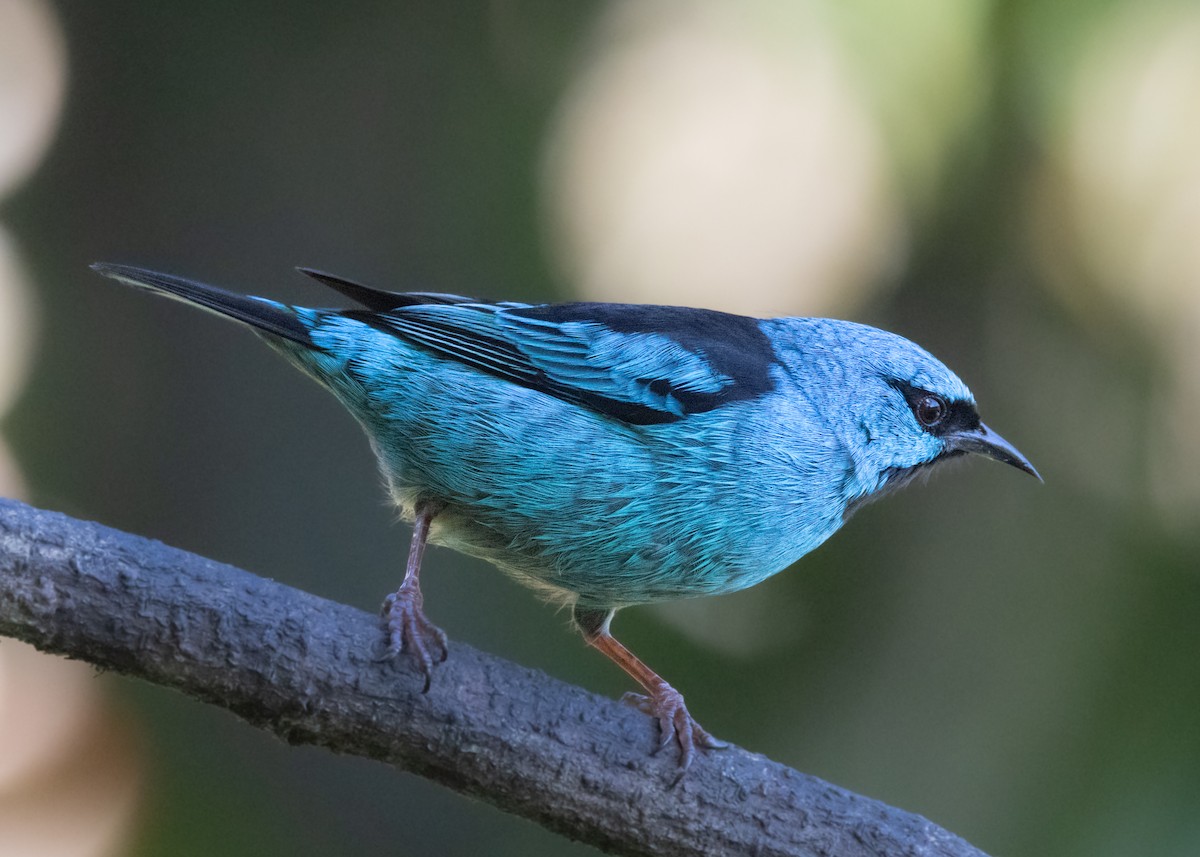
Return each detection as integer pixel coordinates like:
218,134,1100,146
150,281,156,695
351,298,779,425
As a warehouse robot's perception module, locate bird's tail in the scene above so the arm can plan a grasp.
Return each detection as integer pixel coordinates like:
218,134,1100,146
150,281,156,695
91,263,315,348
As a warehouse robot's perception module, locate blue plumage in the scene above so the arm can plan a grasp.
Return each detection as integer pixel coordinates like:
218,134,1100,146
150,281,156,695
93,262,1039,768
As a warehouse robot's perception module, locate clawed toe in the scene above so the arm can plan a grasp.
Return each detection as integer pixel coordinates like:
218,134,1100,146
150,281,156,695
381,585,448,692
581,619,726,773
621,687,726,771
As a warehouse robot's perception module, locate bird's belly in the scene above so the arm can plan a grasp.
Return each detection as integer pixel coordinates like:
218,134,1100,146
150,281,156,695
361,365,845,610
378,440,761,605
389,451,842,611
423,494,777,609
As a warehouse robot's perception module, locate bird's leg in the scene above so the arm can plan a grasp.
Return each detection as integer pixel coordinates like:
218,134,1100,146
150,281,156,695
382,503,447,692
574,606,727,770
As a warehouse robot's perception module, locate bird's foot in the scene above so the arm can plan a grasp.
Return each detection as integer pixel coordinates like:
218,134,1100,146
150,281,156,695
621,685,728,771
380,584,447,692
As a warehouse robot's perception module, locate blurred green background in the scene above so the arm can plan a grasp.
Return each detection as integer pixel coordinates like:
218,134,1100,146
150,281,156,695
3,0,1200,855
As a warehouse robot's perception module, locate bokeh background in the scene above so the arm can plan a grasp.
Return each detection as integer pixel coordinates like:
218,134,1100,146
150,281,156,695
3,1,1200,854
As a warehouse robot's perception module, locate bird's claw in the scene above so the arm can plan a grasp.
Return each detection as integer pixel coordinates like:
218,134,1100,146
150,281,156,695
380,584,448,692
621,687,728,771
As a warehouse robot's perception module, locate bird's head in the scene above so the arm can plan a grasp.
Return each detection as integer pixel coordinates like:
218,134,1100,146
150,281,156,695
874,374,1041,490
774,319,1040,504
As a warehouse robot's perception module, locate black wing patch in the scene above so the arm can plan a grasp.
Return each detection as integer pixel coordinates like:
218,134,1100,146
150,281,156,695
349,299,778,425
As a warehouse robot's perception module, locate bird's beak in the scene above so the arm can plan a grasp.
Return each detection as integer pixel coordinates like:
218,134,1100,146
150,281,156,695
949,423,1042,482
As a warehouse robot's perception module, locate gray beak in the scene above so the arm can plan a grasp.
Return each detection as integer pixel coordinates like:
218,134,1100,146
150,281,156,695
949,423,1042,482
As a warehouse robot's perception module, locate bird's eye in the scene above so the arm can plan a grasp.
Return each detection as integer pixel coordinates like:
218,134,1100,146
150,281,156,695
914,394,946,428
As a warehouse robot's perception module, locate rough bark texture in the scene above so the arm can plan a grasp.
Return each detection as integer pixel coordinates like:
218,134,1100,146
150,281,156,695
0,498,990,857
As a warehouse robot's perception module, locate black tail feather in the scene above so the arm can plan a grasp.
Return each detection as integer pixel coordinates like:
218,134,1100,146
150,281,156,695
92,263,313,347
295,267,475,311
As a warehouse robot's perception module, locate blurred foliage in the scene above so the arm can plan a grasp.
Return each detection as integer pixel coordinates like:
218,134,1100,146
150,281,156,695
4,1,1200,855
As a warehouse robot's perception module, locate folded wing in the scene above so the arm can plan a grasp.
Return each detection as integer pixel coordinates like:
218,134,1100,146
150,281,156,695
355,299,779,425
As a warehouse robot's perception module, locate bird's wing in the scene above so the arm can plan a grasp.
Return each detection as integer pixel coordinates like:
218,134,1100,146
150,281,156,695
360,300,779,425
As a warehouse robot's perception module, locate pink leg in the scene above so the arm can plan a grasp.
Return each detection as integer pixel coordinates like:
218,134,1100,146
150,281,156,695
576,607,727,770
382,505,447,692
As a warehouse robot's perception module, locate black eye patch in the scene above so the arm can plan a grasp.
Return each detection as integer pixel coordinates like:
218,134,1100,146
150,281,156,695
889,380,980,437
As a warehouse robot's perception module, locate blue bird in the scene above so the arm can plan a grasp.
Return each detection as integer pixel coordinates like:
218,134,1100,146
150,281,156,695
92,263,1039,769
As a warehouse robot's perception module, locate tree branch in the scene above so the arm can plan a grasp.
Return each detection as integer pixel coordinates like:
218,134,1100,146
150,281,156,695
0,499,989,857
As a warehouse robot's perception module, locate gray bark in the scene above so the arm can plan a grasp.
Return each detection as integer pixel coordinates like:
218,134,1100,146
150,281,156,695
0,498,989,857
